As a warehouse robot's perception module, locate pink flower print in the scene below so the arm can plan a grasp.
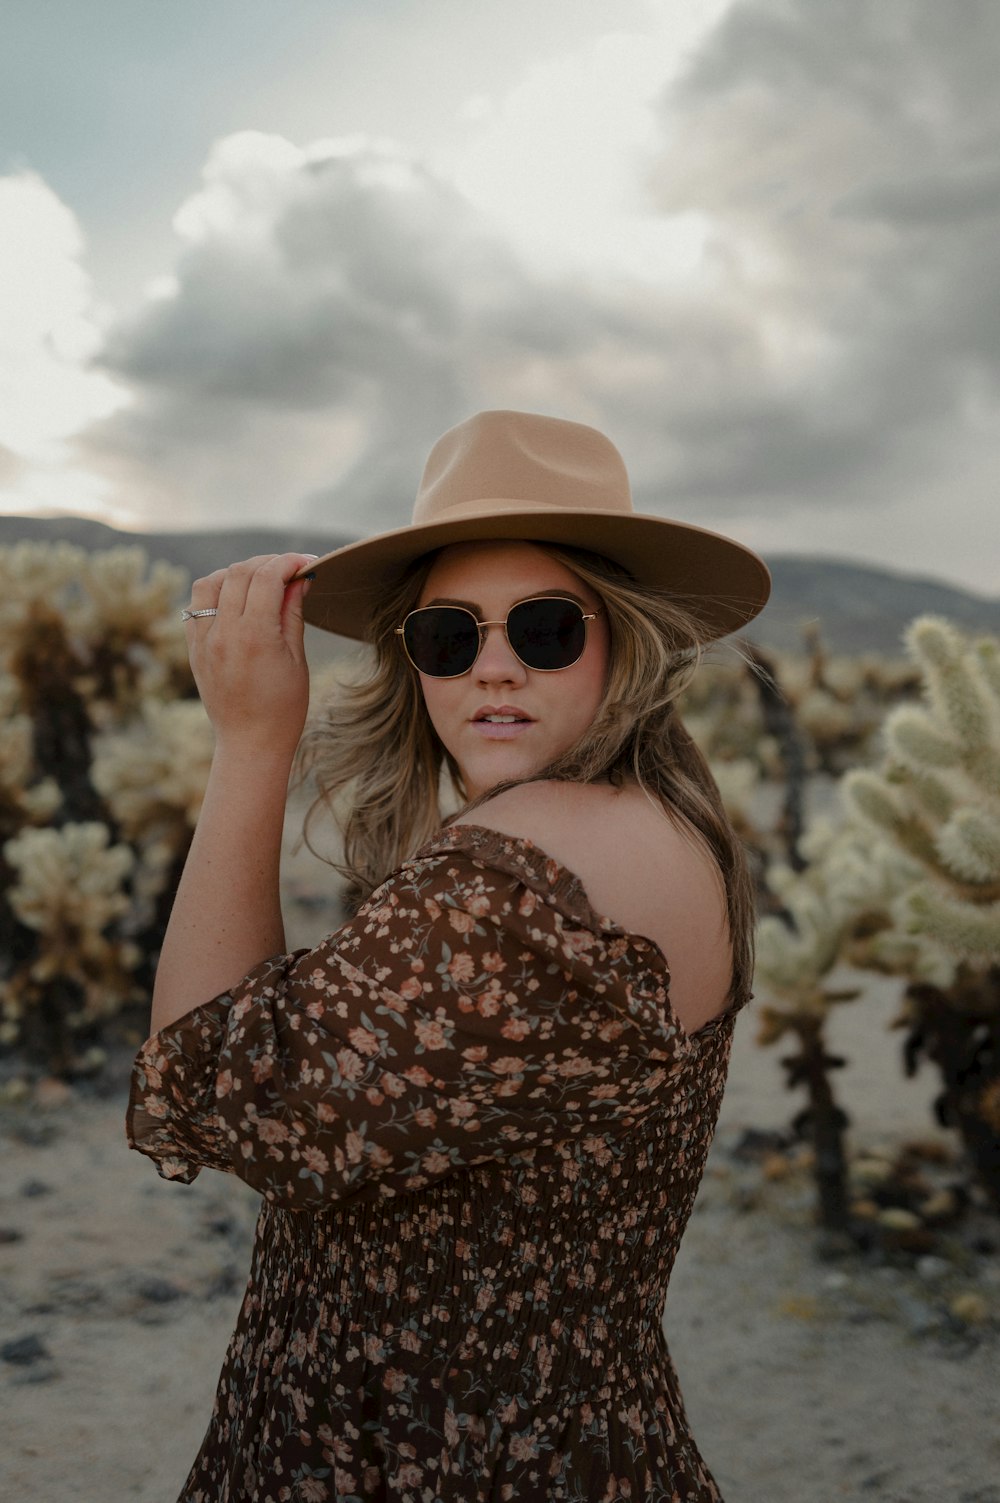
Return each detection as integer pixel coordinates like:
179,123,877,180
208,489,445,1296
364,1087,384,1107
370,1143,393,1169
398,975,423,1001
446,951,476,983
362,1463,381,1492
414,1106,437,1128
302,1145,329,1176
298,1478,329,1502
622,1401,643,1437
555,1053,595,1078
383,1367,407,1393
462,1044,488,1063
509,1432,540,1462
443,1407,460,1447
250,1054,275,1084
316,1102,339,1123
448,908,477,934
381,1072,406,1098
476,992,501,1017
344,1130,365,1164
481,950,506,974
500,1014,532,1041
422,1149,453,1175
489,1055,526,1075
398,1328,422,1353
142,1062,162,1089
497,1398,519,1425
256,1118,291,1145
348,1026,380,1057
596,1018,626,1042
336,1048,365,1082
403,1063,433,1087
414,1016,449,1050
518,890,538,916
424,897,442,921
494,1079,523,1097
363,1333,386,1363
582,1136,613,1166
395,1462,422,1487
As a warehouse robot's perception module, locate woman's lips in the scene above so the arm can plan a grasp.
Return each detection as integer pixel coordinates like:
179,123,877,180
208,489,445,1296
471,718,535,740
470,707,535,741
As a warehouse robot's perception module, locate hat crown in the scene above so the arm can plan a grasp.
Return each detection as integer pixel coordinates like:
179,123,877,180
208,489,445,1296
412,409,634,525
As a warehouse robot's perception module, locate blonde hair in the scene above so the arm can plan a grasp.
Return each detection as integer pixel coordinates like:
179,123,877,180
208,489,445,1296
296,543,755,1005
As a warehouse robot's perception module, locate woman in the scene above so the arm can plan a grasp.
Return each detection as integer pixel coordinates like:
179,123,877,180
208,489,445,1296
127,410,770,1503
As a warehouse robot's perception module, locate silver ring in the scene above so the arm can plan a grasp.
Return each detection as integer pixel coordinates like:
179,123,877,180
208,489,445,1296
180,607,219,621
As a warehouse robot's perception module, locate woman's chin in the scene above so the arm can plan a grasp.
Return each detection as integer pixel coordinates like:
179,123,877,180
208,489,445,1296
461,747,546,800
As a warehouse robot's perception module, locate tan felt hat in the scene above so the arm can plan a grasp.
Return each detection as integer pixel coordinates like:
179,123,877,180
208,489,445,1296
300,409,771,642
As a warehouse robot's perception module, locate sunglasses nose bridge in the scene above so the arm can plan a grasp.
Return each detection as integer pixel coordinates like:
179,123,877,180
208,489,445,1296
473,615,528,676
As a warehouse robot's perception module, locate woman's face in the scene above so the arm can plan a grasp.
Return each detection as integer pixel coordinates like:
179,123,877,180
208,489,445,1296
412,541,610,800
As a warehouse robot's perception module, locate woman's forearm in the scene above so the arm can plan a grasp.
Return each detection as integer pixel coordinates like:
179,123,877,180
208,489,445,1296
149,744,295,1038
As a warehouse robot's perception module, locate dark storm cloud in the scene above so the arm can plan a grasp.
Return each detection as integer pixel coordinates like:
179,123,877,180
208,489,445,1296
81,132,651,532
77,0,1000,563
640,0,1000,505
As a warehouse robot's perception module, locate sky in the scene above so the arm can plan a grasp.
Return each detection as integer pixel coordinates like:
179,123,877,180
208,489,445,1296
1,0,998,594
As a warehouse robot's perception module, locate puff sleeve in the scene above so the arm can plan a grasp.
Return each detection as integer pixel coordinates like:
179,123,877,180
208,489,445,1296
125,833,693,1210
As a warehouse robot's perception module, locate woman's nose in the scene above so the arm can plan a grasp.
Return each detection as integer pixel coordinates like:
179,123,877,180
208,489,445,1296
474,622,527,683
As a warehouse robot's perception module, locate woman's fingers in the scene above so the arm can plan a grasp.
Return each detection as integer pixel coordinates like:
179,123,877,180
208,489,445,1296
187,566,227,611
215,554,294,619
181,552,318,753
241,553,317,632
187,553,317,625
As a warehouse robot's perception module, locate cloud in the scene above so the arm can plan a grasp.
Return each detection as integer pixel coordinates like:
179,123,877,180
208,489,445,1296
640,0,1000,507
0,171,126,462
70,2,999,591
84,128,674,534
0,170,130,521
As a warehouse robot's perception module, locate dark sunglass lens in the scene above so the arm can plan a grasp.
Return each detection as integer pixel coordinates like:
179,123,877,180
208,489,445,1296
509,599,586,670
404,608,480,676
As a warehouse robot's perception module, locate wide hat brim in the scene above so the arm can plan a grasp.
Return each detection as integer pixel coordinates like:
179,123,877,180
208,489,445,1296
299,497,771,644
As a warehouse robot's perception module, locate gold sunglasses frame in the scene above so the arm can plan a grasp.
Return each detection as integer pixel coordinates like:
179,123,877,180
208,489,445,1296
394,596,602,678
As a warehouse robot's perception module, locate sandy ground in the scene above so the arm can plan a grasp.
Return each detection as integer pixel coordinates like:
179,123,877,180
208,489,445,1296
3,809,999,1503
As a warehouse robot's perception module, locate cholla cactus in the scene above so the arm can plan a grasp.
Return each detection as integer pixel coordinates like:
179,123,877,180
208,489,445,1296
92,698,215,969
842,617,1000,1209
753,818,922,1233
2,824,143,1064
0,540,202,1073
845,618,1000,966
758,628,920,781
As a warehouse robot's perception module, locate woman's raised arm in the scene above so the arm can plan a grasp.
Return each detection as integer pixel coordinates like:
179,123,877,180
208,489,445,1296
149,551,315,1037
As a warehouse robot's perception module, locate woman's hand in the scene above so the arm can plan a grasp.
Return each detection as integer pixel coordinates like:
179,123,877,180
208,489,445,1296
184,552,317,758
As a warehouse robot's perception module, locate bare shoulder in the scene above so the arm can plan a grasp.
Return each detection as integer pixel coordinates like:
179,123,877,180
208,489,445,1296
453,780,734,1034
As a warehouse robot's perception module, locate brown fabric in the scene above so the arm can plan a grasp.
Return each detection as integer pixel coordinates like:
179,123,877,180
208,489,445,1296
126,824,750,1501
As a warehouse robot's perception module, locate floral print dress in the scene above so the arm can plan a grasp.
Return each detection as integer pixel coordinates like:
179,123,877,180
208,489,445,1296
126,823,751,1503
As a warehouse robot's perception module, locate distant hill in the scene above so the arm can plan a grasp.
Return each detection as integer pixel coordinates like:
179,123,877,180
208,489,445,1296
1,514,997,656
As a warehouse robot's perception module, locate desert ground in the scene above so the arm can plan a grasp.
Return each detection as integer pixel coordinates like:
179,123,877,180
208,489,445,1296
2,798,998,1503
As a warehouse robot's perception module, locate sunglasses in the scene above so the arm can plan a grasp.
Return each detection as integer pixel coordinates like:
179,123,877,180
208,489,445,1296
395,596,602,678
